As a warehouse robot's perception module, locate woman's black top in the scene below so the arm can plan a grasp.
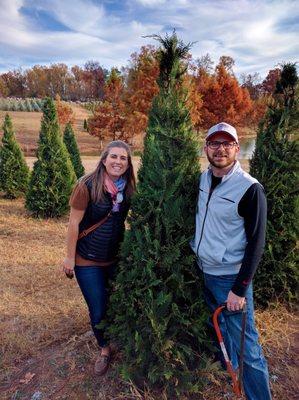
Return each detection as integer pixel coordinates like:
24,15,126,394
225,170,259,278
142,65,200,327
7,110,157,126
76,181,130,262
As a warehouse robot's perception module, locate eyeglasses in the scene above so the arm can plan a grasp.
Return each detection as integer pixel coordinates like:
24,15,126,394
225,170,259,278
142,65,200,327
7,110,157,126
207,141,237,149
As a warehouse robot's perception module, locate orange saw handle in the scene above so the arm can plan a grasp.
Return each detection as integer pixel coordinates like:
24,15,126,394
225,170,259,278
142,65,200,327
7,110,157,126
212,305,242,397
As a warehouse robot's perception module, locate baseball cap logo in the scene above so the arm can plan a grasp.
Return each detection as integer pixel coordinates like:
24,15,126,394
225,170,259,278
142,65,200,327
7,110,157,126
218,123,226,131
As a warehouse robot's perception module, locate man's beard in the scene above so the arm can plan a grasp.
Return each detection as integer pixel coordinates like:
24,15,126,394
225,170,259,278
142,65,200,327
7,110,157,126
207,151,235,169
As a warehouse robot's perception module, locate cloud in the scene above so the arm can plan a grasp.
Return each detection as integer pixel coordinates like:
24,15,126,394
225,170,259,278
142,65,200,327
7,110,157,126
134,0,167,7
0,0,298,77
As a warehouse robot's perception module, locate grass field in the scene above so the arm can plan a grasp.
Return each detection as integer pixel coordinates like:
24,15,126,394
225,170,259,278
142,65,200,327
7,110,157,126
0,104,101,156
0,192,297,399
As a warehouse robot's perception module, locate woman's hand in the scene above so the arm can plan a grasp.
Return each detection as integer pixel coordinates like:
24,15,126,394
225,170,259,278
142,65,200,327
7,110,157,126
63,257,75,279
63,207,85,279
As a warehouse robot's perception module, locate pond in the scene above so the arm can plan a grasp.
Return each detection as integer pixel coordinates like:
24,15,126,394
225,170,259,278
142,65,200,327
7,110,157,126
238,137,256,159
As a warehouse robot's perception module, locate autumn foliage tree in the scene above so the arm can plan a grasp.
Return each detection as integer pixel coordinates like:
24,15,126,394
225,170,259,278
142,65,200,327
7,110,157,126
55,94,75,126
195,57,253,128
184,73,203,132
88,45,203,147
260,68,281,95
88,68,126,146
123,46,159,143
0,62,107,101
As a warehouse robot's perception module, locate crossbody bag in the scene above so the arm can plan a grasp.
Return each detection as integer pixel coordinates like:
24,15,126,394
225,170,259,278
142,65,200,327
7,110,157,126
78,210,112,240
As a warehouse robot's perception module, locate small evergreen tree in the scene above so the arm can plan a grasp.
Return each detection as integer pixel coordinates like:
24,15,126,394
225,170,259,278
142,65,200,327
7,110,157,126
0,114,29,198
106,32,210,398
250,63,299,306
63,122,85,178
25,97,76,218
83,118,88,131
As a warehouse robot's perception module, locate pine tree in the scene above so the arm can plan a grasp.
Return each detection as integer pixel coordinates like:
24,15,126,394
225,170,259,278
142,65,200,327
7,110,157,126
25,98,76,218
83,118,88,131
63,122,85,178
0,114,29,198
106,32,210,398
250,63,299,306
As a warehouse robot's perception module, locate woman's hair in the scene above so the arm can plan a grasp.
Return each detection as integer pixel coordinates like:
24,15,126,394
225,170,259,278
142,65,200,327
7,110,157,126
80,140,136,203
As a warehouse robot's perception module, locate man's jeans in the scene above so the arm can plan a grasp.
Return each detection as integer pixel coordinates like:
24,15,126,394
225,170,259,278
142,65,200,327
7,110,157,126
203,272,272,400
75,265,115,347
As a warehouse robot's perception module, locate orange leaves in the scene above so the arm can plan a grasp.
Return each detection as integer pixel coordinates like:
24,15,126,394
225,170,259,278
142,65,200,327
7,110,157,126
88,46,159,145
55,94,74,126
195,61,253,128
183,74,203,131
123,46,159,140
88,69,126,142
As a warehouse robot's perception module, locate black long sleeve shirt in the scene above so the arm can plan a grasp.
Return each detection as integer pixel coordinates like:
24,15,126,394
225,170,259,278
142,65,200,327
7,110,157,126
211,175,267,297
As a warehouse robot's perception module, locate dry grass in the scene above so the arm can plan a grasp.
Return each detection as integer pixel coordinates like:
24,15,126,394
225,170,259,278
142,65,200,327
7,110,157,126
0,198,88,372
0,197,297,400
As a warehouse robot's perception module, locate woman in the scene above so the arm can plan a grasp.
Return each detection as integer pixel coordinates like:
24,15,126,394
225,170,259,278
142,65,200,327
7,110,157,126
63,140,136,375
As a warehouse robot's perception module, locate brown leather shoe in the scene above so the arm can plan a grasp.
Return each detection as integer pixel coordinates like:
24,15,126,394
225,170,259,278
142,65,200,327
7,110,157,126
108,342,119,355
94,352,110,375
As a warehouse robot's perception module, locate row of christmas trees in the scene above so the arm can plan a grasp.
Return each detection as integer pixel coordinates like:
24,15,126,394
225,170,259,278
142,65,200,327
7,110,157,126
0,101,84,217
0,32,298,399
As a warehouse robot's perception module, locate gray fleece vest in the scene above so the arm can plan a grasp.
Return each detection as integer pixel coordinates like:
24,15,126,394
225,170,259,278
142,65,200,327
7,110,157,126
191,161,258,275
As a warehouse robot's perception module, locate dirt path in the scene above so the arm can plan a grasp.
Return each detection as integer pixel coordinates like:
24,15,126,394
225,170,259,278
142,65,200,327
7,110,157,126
0,331,127,400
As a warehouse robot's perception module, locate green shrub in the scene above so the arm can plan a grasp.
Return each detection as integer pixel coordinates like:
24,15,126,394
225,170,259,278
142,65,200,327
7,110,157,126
25,97,76,218
63,122,85,178
0,114,29,198
250,63,299,306
106,32,210,398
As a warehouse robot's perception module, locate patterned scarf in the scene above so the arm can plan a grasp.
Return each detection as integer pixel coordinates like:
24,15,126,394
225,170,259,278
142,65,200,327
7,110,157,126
104,173,127,212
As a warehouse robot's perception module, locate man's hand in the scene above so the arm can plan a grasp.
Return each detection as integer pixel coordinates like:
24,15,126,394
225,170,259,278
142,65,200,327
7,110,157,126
226,290,246,312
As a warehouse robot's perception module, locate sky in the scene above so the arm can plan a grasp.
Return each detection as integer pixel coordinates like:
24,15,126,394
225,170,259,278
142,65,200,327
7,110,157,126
0,0,298,79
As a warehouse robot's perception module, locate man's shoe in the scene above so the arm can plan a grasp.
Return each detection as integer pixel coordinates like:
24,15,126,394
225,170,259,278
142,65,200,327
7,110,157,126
94,352,110,375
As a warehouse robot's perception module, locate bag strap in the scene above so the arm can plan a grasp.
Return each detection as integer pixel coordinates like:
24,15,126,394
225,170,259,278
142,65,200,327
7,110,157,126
78,211,112,240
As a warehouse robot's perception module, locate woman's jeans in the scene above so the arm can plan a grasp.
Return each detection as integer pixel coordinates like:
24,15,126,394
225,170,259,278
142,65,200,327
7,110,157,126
203,272,272,400
75,265,115,348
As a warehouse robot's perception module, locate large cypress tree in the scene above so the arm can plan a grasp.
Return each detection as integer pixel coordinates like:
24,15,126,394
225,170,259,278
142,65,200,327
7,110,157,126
25,98,76,218
250,63,299,306
0,114,29,198
63,122,85,178
106,33,210,397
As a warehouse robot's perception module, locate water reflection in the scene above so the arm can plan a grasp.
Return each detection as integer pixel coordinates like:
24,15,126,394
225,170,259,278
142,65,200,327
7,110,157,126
239,137,256,159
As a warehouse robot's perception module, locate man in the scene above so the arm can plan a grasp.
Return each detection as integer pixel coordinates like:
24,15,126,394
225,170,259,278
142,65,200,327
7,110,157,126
191,122,272,400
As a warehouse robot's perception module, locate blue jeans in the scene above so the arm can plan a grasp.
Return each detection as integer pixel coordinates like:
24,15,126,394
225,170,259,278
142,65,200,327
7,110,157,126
74,265,115,348
203,272,272,400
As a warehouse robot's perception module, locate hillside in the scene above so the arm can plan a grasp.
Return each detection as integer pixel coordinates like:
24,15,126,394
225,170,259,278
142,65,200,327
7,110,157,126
0,104,101,156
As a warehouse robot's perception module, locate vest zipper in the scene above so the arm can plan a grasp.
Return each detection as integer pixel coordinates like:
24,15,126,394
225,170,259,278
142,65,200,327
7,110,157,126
196,186,215,258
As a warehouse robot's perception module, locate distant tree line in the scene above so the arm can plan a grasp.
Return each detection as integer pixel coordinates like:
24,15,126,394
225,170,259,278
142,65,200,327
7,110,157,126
0,61,108,101
0,45,287,146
